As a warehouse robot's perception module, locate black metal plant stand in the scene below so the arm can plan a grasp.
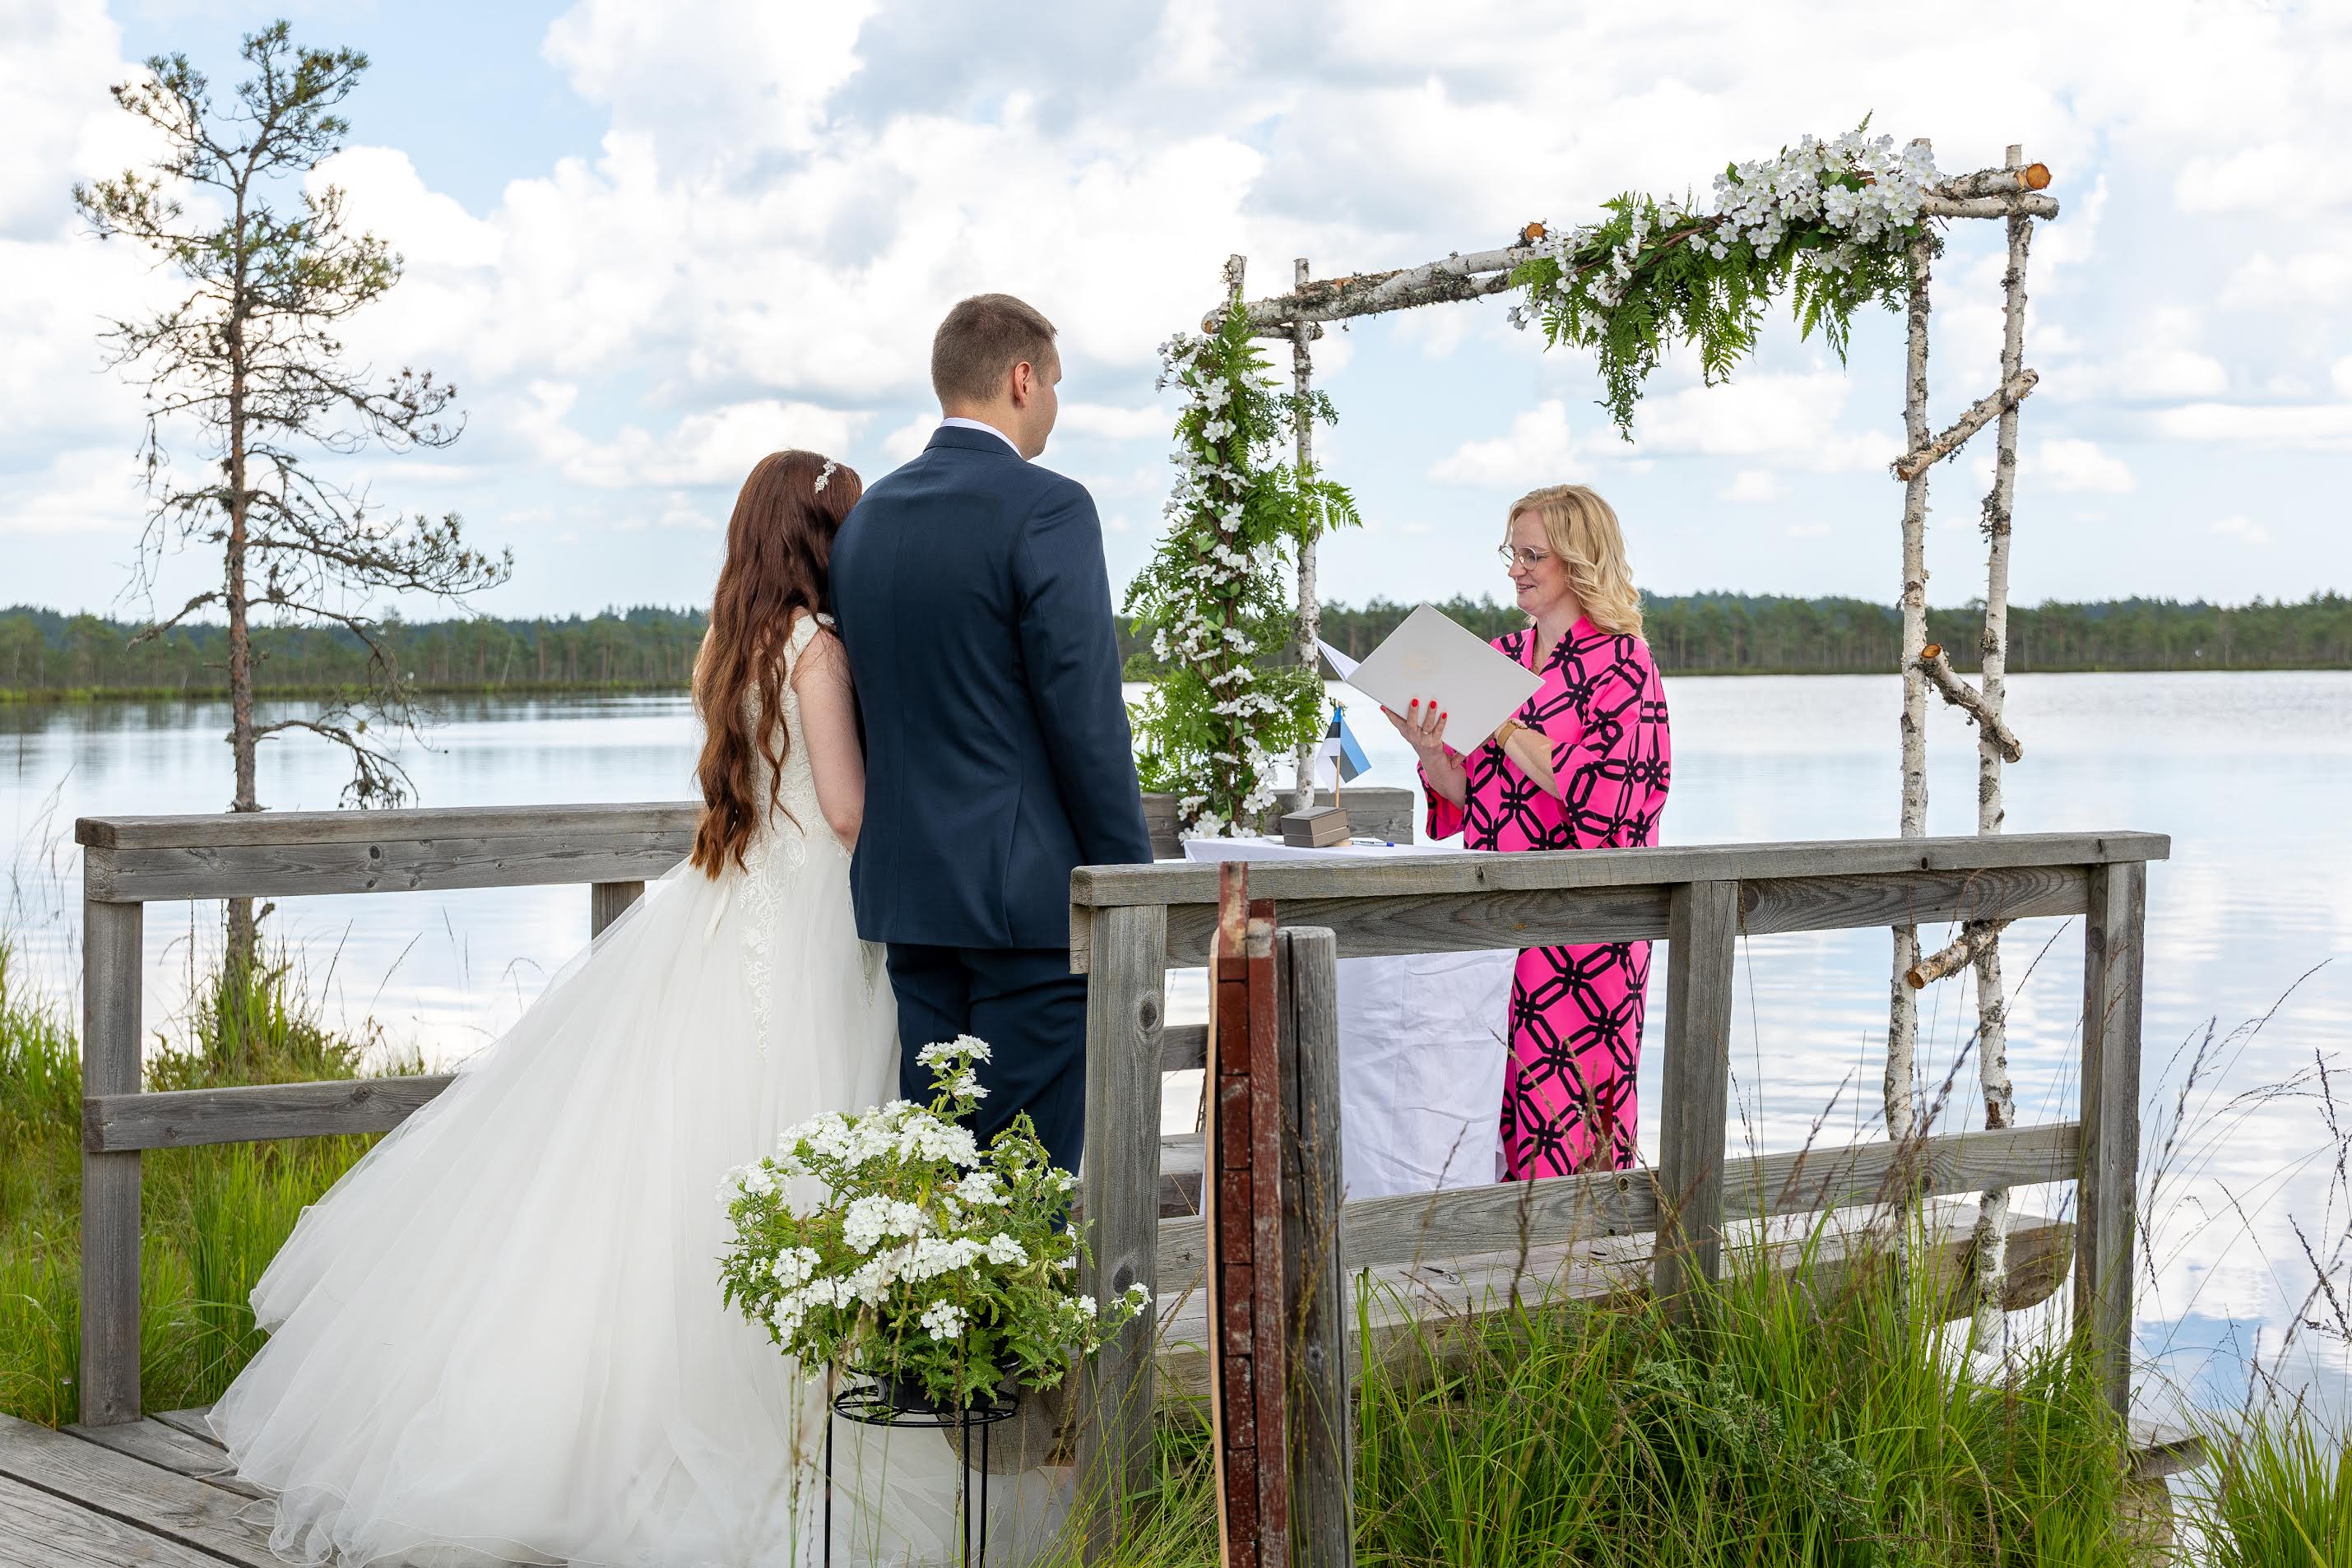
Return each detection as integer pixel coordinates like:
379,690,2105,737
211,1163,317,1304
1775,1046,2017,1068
824,1378,1018,1568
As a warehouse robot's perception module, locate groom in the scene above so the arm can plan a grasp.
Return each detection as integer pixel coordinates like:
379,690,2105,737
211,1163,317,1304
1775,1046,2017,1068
831,293,1153,1176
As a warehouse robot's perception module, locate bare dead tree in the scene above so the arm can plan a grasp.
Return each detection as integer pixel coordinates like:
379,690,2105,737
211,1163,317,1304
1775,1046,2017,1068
74,21,511,971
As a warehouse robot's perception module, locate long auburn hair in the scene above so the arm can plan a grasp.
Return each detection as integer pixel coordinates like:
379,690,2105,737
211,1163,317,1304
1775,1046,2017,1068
690,450,863,876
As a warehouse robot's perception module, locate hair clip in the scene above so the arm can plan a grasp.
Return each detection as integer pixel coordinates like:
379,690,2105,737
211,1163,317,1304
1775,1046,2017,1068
812,458,839,494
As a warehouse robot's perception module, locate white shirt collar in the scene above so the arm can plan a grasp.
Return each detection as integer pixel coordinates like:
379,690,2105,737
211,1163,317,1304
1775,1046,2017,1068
939,415,1023,457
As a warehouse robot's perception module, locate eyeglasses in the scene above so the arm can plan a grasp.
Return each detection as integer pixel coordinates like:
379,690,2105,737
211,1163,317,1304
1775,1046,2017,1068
1496,545,1552,570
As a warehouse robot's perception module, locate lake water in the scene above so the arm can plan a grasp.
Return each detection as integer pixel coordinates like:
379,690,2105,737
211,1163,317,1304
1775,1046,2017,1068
5,671,2349,1422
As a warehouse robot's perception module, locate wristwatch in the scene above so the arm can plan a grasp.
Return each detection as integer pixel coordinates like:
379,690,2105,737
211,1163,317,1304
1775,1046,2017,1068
1492,718,1522,749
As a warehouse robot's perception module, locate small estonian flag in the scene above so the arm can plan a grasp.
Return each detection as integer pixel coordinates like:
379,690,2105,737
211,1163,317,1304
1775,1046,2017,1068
1318,704,1371,786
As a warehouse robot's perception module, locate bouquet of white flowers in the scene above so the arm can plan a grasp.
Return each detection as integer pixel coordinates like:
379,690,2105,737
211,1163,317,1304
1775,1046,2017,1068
718,1036,1149,1413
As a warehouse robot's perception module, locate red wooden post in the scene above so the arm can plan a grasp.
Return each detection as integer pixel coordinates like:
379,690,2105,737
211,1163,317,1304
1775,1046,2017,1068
1204,861,1290,1568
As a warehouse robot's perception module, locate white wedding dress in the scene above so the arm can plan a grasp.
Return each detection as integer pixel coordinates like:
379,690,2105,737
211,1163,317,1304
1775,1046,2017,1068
211,612,1042,1567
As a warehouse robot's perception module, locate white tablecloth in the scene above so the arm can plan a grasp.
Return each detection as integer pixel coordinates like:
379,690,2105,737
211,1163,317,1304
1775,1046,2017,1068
1181,837,1516,1200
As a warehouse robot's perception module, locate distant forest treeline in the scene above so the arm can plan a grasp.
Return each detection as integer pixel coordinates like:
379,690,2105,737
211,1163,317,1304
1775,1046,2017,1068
3,592,2349,698
1314,592,2352,675
0,605,706,698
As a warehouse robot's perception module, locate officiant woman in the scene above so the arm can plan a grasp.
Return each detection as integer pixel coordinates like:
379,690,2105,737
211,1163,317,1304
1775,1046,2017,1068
1385,484,1671,1179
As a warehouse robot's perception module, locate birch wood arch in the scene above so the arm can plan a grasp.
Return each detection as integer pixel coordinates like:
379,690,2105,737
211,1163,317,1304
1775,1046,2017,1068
1188,138,2060,1338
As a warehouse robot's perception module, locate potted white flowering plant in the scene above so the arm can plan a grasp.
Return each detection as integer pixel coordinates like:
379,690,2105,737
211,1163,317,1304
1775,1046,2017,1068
718,1036,1149,1415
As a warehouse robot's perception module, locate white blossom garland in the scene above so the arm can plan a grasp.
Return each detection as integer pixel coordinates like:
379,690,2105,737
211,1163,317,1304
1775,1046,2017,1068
1509,127,1942,431
1126,299,1355,838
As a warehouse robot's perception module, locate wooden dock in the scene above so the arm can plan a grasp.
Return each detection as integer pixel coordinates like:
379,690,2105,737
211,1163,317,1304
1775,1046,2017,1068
0,1313,2206,1566
26,800,2192,1561
0,1406,275,1567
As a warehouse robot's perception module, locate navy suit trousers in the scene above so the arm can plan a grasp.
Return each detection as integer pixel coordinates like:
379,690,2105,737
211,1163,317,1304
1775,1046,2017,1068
886,944,1089,1176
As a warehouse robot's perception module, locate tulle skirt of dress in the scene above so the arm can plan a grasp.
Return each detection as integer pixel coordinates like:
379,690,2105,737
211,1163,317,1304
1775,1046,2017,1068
207,842,1058,1566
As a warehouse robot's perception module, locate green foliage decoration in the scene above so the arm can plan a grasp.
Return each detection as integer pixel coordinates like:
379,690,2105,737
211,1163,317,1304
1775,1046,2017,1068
1508,126,1941,434
1125,298,1359,837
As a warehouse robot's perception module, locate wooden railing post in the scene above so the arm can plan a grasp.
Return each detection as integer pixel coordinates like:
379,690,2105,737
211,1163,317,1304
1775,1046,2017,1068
1076,902,1166,1561
1654,879,1738,1315
1277,926,1352,1568
589,879,645,938
2077,859,2146,1420
79,895,144,1427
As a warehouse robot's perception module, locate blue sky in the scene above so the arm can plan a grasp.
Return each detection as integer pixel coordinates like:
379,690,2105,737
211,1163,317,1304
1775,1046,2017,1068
5,0,2349,619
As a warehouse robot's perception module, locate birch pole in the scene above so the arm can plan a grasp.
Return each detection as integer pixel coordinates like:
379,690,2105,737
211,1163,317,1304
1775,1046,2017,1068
1886,171,1935,1149
1292,257,1323,813
1968,146,2034,1348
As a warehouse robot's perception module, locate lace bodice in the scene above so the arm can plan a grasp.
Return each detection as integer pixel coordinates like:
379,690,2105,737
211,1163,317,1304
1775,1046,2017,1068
743,610,830,854
729,610,867,1046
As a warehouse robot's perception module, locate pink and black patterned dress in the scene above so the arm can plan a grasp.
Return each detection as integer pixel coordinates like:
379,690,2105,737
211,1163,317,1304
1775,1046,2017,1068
1421,618,1672,1179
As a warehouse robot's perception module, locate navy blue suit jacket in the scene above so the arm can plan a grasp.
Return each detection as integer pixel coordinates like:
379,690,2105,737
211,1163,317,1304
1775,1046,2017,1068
830,425,1153,950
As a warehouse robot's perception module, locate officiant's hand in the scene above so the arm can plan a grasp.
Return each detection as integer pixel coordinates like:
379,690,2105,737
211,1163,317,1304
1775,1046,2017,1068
1382,697,1450,760
1385,698,1470,808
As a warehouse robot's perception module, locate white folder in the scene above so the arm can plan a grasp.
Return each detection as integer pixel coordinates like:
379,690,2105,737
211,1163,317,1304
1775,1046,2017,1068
1320,604,1542,751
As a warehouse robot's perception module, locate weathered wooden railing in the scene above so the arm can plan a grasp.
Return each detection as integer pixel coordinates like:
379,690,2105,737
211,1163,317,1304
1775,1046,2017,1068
72,808,2163,1556
69,789,1418,1427
1066,829,2164,1547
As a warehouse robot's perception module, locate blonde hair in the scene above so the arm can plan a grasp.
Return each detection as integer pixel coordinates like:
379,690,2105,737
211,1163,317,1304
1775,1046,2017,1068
1507,484,1645,638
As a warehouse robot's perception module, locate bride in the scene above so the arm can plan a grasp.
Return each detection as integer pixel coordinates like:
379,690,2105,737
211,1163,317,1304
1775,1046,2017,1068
211,451,1000,1566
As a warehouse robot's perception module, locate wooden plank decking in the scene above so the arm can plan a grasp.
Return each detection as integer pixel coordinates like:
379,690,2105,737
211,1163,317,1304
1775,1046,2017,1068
0,1359,2206,1566
0,1412,276,1567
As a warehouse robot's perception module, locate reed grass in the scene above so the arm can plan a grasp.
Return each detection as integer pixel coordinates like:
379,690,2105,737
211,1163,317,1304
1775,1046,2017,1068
2187,1405,2352,1567
3,926,2345,1564
0,934,394,1426
1085,1224,2150,1568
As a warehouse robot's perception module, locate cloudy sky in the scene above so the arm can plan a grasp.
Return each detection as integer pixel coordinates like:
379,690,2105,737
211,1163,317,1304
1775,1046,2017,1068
4,0,2347,620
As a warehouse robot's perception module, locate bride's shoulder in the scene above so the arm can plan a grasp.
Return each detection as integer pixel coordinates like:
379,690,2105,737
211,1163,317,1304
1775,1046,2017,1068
783,608,845,679
785,606,838,647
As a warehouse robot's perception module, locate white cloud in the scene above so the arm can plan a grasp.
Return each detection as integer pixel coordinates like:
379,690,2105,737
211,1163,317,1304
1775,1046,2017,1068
1628,373,1889,473
2223,251,2352,308
313,147,502,270
650,494,721,533
1428,400,1580,488
1785,521,1831,539
883,416,935,462
0,2,153,239
0,447,148,538
534,397,870,489
2033,437,2136,494
1059,404,1168,440
541,0,879,159
1723,469,1784,503
1433,372,1891,489
2151,401,2352,452
1394,306,1476,360
2211,514,2272,546
11,0,2352,610
2175,143,2352,216
2070,306,2228,401
2331,358,2352,400
2105,345,2229,400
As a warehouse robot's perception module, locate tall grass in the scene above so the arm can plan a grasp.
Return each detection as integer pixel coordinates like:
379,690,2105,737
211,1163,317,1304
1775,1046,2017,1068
1088,1218,2147,1568
4,924,2345,1564
0,932,395,1426
2189,1406,2352,1567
